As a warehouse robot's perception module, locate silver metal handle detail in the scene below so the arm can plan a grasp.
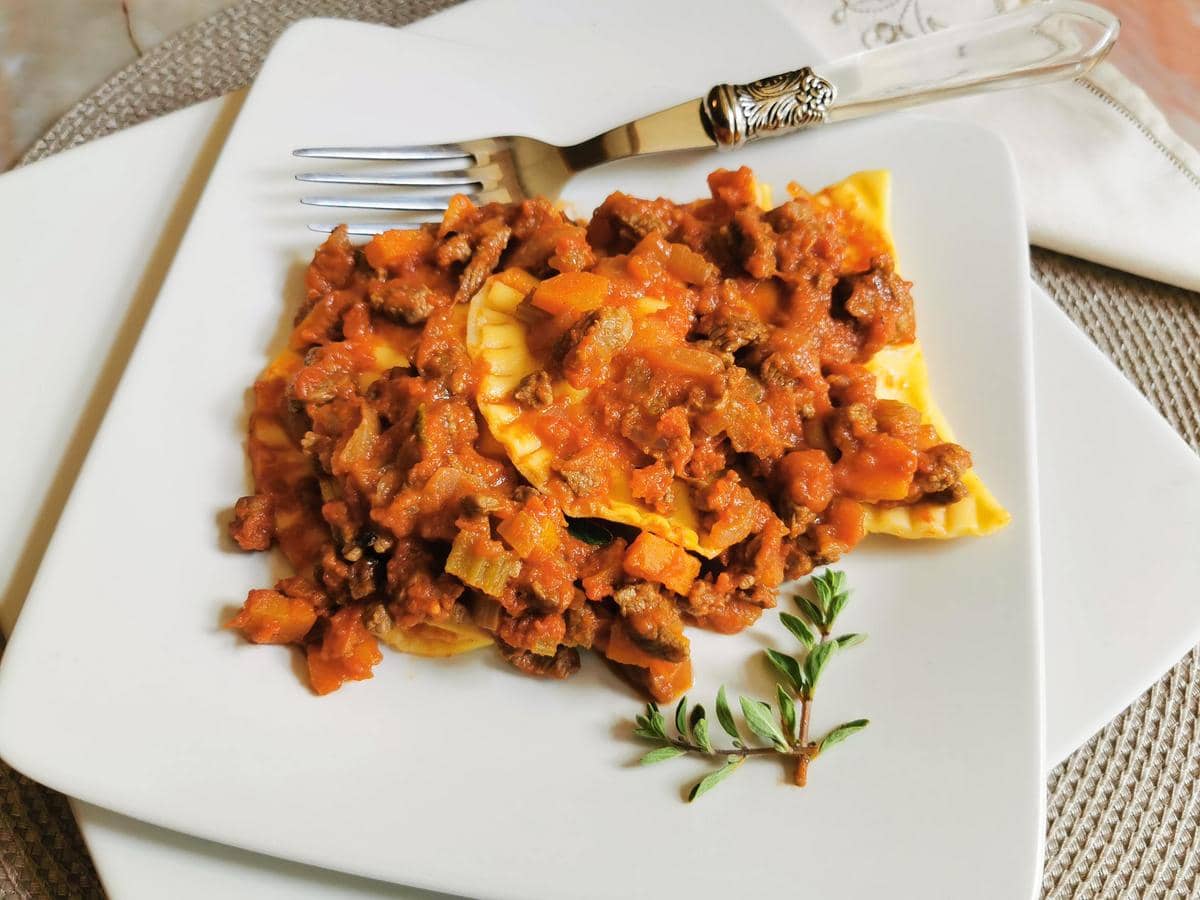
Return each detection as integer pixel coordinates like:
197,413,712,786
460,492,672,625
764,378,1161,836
700,0,1119,150
702,68,837,149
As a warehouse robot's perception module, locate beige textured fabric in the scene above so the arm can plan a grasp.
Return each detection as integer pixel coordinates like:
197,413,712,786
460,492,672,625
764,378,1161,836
3,2,1199,897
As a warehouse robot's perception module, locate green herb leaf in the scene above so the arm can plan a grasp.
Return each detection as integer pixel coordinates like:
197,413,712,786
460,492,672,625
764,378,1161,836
566,518,613,546
795,596,826,631
689,704,706,733
715,685,741,740
688,758,743,801
633,726,662,740
777,684,797,740
739,696,790,751
693,714,715,754
765,649,806,693
812,572,833,609
674,697,689,738
647,702,668,738
780,612,816,649
835,632,866,649
803,641,837,698
640,745,687,765
827,587,851,625
817,719,869,753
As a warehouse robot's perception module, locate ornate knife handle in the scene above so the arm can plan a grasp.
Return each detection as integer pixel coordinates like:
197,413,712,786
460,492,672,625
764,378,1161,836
696,1,1117,152
702,69,836,149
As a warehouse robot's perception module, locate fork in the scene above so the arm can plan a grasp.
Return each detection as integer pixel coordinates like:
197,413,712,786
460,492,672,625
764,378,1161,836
296,0,1117,234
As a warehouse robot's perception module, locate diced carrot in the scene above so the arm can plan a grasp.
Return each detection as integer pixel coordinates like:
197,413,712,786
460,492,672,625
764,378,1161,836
645,657,693,703
605,621,661,668
814,498,867,560
306,607,383,695
363,229,434,272
778,449,834,513
580,539,627,601
606,623,692,702
226,589,317,644
707,166,760,209
530,271,610,316
833,433,918,502
497,494,565,560
623,531,700,596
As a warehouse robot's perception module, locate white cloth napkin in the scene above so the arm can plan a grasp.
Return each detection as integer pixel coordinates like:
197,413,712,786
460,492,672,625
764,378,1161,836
774,0,1200,292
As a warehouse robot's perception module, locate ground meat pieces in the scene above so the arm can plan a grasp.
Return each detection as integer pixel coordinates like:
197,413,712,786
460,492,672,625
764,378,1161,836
306,225,356,296
612,583,690,662
731,207,777,278
703,312,769,354
834,254,916,357
454,221,512,303
914,442,973,499
557,306,633,389
587,192,681,250
229,494,275,550
497,640,581,679
513,370,554,408
630,460,675,513
369,280,441,324
363,601,394,638
497,611,567,655
563,601,599,648
435,233,472,269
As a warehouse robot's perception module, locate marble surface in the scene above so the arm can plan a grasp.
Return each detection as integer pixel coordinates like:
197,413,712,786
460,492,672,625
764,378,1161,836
1,0,1199,172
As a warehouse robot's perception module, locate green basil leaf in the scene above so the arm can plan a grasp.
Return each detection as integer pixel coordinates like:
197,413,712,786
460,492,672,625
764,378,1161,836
739,696,790,750
817,719,869,753
674,697,689,738
835,632,866,649
640,745,687,765
687,759,742,801
777,684,797,740
715,685,741,740
780,612,817,650
566,518,613,546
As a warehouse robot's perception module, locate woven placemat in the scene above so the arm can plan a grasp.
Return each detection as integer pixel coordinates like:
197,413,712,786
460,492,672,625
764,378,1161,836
6,2,1200,897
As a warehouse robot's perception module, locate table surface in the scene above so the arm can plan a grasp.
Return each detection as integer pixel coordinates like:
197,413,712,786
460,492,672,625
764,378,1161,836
2,2,1200,899
2,0,1199,172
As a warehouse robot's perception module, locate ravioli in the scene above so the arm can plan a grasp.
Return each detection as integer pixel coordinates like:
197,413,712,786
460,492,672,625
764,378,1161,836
466,278,719,556
830,171,1009,538
466,170,1007,548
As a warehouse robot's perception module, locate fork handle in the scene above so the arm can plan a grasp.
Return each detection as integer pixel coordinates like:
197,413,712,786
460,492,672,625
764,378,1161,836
700,0,1118,148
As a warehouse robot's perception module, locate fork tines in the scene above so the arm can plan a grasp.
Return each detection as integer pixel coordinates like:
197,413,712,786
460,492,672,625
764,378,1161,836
294,144,484,231
293,144,474,161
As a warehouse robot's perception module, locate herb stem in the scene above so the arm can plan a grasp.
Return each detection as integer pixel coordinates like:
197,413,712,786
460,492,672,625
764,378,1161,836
795,697,813,786
664,737,818,760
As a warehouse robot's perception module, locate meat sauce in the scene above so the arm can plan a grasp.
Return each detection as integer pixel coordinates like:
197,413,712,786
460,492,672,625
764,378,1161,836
226,167,973,701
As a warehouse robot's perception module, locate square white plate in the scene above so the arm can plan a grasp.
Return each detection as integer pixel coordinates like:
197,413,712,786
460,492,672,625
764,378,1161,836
0,8,1042,899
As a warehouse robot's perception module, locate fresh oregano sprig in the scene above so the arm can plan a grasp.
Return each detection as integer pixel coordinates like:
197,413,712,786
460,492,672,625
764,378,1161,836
633,568,869,800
